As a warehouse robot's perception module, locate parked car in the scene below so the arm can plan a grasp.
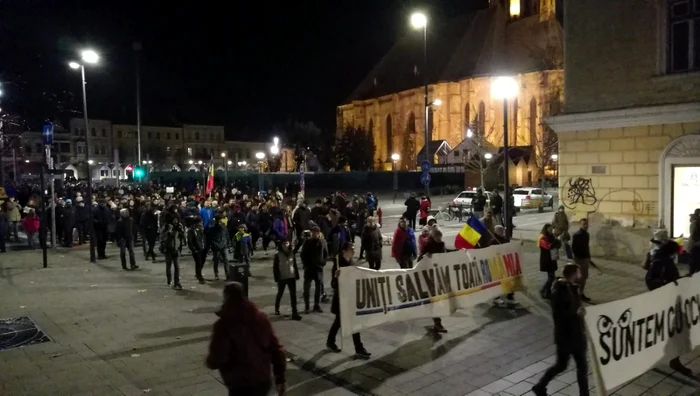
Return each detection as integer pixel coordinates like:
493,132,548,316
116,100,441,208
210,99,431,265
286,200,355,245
451,189,492,208
512,187,553,209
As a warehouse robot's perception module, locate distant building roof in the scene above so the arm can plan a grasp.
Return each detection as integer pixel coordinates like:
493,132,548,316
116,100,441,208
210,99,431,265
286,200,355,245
417,140,452,164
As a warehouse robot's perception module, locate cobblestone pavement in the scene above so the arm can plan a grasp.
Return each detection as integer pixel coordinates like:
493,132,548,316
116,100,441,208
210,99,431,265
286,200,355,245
0,240,699,396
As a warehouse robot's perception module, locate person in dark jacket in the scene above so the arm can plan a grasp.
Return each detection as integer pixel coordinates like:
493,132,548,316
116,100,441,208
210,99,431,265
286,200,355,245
75,197,89,245
391,217,417,269
227,204,246,246
642,229,692,376
417,227,455,333
361,216,383,270
61,199,76,247
300,226,326,313
472,188,487,219
326,242,371,359
490,189,504,226
210,214,231,280
571,218,592,302
93,200,111,259
206,282,287,396
0,206,8,253
140,203,159,263
246,205,261,250
292,201,311,253
273,240,302,320
258,205,274,254
532,263,588,396
538,223,561,300
115,209,138,270
160,213,185,290
404,193,420,230
188,216,206,283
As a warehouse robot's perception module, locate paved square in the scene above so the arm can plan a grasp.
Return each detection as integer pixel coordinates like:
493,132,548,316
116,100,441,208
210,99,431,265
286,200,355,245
0,240,698,395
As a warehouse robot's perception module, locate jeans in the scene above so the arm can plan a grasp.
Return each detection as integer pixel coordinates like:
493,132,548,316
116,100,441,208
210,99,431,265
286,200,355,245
77,221,88,244
541,271,556,298
275,278,298,314
303,276,321,309
27,232,37,249
261,231,272,251
119,239,136,268
212,248,229,278
10,221,19,241
193,250,205,279
328,314,363,351
574,257,590,294
535,341,588,396
145,234,157,260
165,253,180,285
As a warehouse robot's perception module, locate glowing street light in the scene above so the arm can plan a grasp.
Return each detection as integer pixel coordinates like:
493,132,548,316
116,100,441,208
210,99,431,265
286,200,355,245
81,50,99,64
551,154,559,161
255,152,265,160
227,160,232,165
491,76,518,100
391,153,400,161
410,12,427,29
24,159,29,163
68,62,80,70
432,99,442,106
411,11,431,195
87,160,94,165
270,145,280,155
273,137,279,145
198,160,203,165
221,152,226,158
484,153,493,160
466,129,474,138
188,160,194,164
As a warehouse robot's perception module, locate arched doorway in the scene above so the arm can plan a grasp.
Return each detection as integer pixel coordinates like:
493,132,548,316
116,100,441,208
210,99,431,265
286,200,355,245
385,114,393,159
660,133,700,237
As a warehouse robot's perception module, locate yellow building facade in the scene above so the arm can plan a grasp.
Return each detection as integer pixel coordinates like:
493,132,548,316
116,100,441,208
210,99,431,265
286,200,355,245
547,0,700,258
337,1,564,176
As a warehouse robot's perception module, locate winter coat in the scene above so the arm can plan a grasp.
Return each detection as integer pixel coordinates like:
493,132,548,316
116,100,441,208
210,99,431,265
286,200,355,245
160,222,185,256
404,197,420,216
391,226,416,259
200,207,215,228
246,211,260,230
300,237,326,279
233,231,253,262
551,279,585,344
490,194,503,215
210,223,230,251
419,200,431,219
0,211,9,234
75,204,90,222
258,211,273,231
538,232,561,272
690,216,700,248
329,224,352,257
551,212,570,239
206,304,286,390
140,210,159,236
6,201,21,222
187,225,205,253
22,215,40,234
273,250,299,282
361,225,382,260
272,217,287,240
93,204,112,231
571,229,590,259
292,206,311,233
115,217,134,242
472,193,487,212
331,255,354,315
644,239,681,290
62,206,75,231
228,211,246,232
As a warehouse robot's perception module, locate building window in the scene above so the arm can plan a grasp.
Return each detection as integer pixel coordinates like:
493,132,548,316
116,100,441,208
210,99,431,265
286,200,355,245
102,145,106,154
156,132,161,139
117,130,123,138
100,169,109,177
187,147,192,156
195,132,200,139
101,128,107,137
91,128,96,137
25,145,32,154
175,133,179,140
167,132,171,139
668,0,700,73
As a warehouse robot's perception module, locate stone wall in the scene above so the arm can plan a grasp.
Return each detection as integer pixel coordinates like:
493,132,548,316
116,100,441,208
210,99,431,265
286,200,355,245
564,0,700,114
337,70,563,169
557,121,700,260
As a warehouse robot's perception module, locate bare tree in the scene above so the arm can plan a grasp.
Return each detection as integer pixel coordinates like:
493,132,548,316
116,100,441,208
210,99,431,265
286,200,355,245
534,89,562,212
462,113,503,189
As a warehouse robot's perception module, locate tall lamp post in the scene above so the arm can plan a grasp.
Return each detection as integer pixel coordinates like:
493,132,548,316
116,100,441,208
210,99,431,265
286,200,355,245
69,49,99,263
270,138,280,173
411,12,430,196
491,76,518,239
221,152,227,187
551,154,559,179
391,153,400,203
255,152,265,192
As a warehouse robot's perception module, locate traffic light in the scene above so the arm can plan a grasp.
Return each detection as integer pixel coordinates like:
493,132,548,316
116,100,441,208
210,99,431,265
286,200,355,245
134,167,145,179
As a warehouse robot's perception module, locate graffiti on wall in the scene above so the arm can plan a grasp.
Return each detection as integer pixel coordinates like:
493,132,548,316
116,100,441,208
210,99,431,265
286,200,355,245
565,177,597,209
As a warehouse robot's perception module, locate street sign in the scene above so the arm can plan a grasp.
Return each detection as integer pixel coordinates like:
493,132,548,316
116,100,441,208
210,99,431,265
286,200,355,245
420,160,431,173
420,173,431,186
42,124,54,145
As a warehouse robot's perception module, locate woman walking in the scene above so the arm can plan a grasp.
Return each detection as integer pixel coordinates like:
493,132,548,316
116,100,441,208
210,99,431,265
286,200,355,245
273,240,302,320
206,282,287,396
538,223,561,299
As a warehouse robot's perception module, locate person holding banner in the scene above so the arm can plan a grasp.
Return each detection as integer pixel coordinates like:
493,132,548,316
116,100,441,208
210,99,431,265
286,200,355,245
571,218,592,303
417,227,456,333
391,217,417,269
538,223,561,300
532,263,589,396
327,242,371,359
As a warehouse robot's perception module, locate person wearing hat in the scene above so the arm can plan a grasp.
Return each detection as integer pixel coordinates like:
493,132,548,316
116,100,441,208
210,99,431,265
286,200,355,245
404,192,420,230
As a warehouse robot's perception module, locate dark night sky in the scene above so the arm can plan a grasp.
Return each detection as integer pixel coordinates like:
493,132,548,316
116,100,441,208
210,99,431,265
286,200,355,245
1,0,488,140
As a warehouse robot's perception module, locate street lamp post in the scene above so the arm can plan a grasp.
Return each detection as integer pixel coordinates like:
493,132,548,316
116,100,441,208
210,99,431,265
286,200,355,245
391,153,400,203
69,49,99,263
255,152,265,192
491,76,518,239
551,154,559,179
411,12,430,196
221,152,227,187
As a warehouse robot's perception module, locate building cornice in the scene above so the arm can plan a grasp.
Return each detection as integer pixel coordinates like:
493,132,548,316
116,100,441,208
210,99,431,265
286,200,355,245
545,102,700,133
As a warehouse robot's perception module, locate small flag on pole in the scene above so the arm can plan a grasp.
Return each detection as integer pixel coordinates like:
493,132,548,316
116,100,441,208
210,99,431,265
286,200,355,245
454,215,487,250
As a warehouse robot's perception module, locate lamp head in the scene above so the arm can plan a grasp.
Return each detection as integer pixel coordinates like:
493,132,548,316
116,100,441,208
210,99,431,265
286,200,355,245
410,12,427,29
221,152,226,158
69,62,80,70
432,99,442,106
270,145,280,155
391,153,400,161
255,152,265,160
273,137,279,145
491,76,518,100
227,160,232,165
466,129,474,138
80,50,99,64
188,160,194,164
484,153,493,160
551,154,559,160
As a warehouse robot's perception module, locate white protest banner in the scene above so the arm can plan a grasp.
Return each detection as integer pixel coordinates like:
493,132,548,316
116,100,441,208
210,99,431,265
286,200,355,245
583,275,700,392
338,242,523,337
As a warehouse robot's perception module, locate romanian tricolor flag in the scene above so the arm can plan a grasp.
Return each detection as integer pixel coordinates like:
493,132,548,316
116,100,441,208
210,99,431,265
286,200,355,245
454,215,487,250
205,161,215,195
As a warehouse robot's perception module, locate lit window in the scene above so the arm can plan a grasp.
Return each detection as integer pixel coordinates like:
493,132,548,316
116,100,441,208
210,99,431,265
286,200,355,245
187,147,192,156
668,0,700,73
167,146,171,152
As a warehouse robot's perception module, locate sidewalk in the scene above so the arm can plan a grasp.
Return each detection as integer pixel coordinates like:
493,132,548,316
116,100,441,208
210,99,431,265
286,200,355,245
0,242,698,396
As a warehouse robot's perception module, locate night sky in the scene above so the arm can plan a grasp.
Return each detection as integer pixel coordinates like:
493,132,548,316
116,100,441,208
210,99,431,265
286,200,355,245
1,0,488,140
